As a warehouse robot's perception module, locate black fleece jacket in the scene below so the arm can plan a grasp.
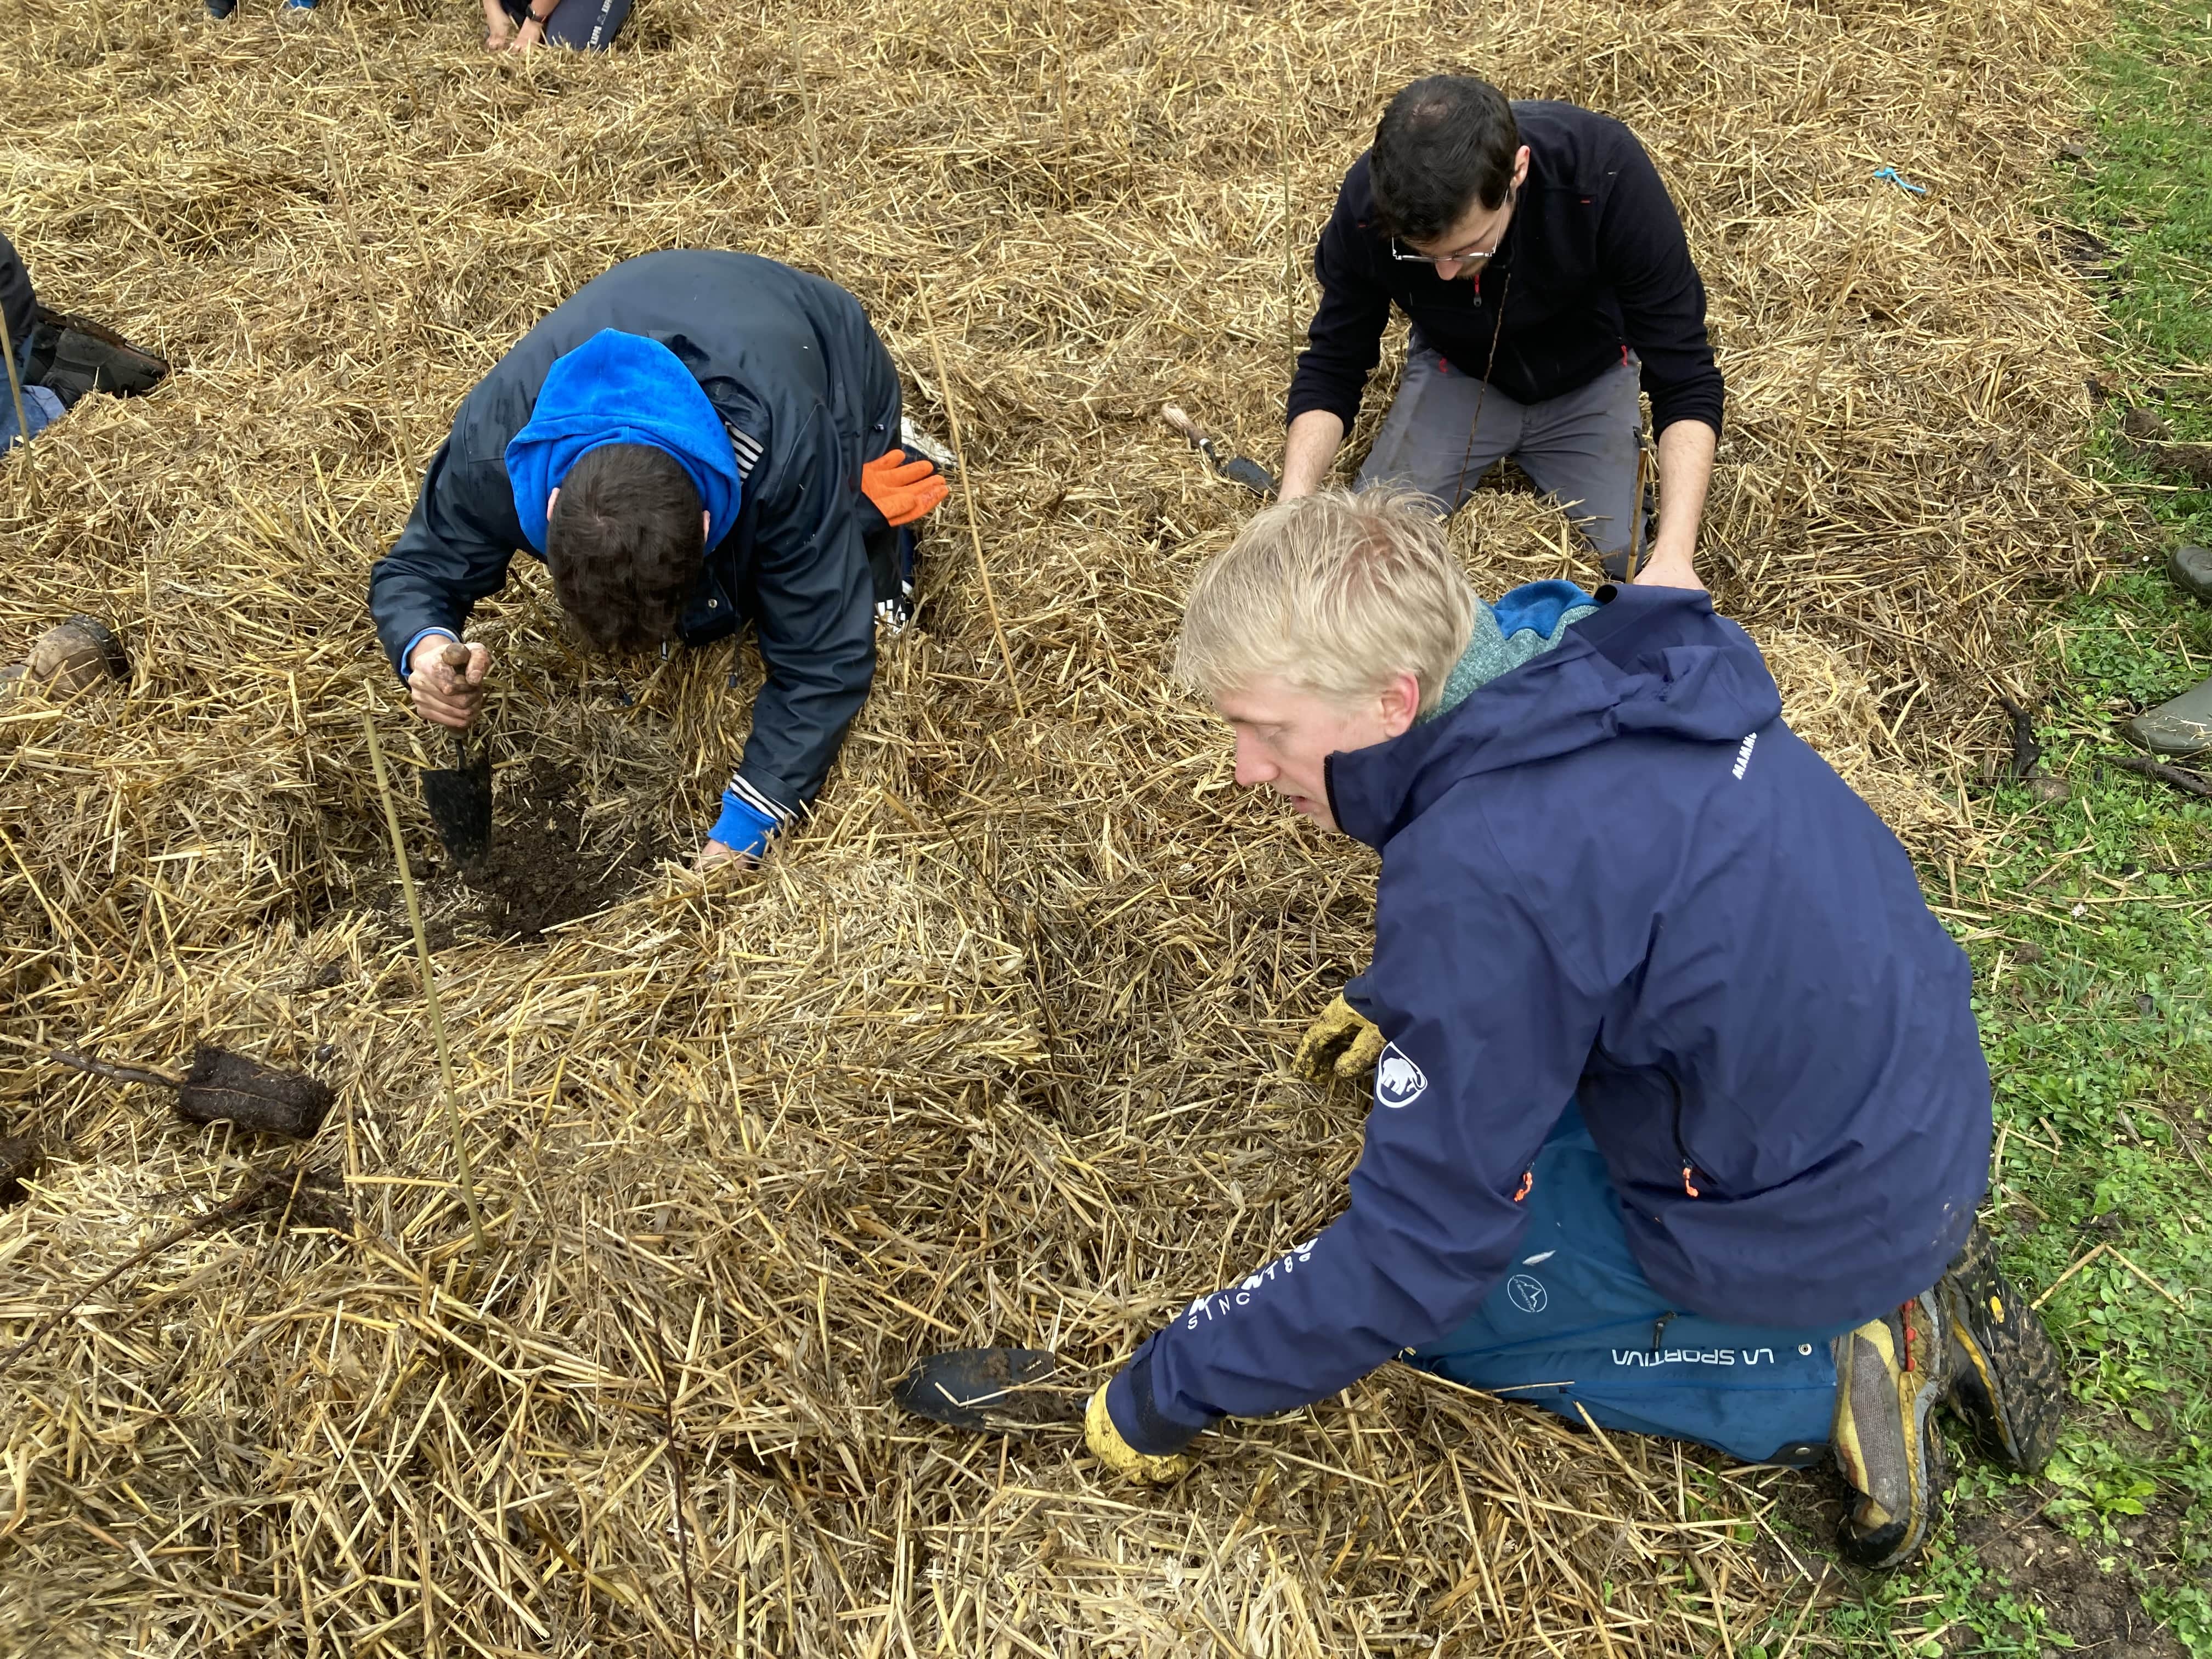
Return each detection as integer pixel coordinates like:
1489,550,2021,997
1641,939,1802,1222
1287,103,1724,439
0,232,36,359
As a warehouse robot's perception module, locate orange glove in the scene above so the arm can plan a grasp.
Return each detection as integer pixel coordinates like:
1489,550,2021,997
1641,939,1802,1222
861,449,950,528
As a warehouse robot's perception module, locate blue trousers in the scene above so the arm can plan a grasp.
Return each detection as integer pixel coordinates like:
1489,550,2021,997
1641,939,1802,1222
1,338,64,450
1409,1108,1851,1466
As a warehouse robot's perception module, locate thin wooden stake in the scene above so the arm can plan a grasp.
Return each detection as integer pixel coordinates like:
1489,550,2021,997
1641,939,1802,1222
2031,1240,2107,1310
0,303,32,454
0,1165,303,1374
1624,435,1652,582
916,285,1025,717
363,711,488,1254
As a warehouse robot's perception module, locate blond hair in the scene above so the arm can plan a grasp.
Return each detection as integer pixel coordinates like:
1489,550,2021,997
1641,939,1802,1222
1175,486,1477,713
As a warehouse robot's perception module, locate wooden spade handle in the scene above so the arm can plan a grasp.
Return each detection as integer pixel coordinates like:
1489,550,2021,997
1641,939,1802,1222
441,642,471,673
50,1048,183,1092
1160,404,1206,444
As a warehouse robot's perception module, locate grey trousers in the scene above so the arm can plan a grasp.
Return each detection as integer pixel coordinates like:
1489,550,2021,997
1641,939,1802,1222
500,0,634,47
1356,348,1647,576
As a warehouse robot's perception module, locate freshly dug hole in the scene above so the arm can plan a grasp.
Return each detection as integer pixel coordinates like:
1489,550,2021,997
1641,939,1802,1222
0,1135,42,1206
439,757,670,941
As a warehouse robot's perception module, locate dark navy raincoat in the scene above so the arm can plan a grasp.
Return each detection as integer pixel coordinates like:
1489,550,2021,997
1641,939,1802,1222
368,250,901,823
1109,584,1991,1454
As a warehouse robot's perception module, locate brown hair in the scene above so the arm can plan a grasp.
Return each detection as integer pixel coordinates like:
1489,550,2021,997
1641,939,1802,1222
545,443,703,653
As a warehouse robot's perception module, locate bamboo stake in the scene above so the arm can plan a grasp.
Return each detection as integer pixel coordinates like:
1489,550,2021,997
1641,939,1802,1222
916,285,1025,718
363,711,488,1254
0,303,32,454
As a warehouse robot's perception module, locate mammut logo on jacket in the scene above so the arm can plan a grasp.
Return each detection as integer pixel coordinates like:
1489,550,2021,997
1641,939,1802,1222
1731,731,1758,779
1375,1046,1429,1109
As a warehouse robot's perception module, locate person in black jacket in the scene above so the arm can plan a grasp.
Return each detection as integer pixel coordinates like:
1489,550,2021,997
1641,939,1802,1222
367,250,946,870
1282,77,1723,587
1,229,169,449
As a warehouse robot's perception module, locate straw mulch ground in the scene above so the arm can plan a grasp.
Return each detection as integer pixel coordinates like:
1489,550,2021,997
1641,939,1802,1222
1,0,2107,1652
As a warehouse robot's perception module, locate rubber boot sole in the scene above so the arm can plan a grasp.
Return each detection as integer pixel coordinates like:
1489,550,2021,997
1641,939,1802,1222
1835,1292,1949,1572
1939,1225,2066,1475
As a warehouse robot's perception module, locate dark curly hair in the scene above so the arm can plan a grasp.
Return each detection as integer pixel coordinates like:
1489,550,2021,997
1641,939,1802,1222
544,443,703,653
1370,76,1521,245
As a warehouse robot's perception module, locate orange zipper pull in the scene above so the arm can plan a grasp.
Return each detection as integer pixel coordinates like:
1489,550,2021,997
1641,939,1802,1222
1681,1165,1701,1198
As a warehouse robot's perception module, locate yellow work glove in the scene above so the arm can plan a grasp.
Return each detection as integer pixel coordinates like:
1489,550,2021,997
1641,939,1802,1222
1292,992,1385,1085
1085,1384,1196,1485
860,448,951,528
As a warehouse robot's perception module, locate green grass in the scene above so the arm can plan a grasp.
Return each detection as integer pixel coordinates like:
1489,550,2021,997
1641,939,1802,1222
1781,4,2212,1651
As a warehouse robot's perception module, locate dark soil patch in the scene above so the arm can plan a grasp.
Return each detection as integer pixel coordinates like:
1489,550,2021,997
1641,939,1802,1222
1955,1492,2187,1658
1757,1458,2188,1656
439,758,667,942
0,1135,42,1205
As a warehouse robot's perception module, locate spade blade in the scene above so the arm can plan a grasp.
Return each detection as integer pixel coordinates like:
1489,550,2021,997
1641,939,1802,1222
1219,455,1279,498
423,732,493,867
893,1347,1087,1435
177,1044,332,1139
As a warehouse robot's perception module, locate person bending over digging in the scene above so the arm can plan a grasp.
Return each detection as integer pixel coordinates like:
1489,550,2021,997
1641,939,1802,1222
0,228,168,450
1282,76,1721,589
368,250,948,870
1081,488,2064,1570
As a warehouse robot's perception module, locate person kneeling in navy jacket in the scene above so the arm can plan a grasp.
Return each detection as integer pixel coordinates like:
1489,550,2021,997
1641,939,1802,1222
1085,488,2064,1571
368,250,946,870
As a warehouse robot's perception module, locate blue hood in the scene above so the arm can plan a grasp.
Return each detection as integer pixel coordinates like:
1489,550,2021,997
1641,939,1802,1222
1331,584,1782,848
504,329,743,554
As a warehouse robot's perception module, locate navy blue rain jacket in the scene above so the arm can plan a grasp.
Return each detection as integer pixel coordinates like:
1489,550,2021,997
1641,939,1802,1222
1113,585,1991,1453
1,231,36,363
368,250,901,819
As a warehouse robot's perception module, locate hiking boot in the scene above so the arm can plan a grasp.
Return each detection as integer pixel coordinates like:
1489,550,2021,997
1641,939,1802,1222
1832,1290,1949,1571
2169,545,2212,605
2126,674,2212,758
1936,1223,2066,1475
25,308,169,407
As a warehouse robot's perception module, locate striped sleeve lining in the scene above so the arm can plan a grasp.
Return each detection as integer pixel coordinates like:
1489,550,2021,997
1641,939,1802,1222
725,773,792,827
722,420,764,478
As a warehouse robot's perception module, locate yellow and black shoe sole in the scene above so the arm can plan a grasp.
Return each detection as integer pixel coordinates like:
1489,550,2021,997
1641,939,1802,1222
1836,1292,1950,1572
1939,1225,2066,1475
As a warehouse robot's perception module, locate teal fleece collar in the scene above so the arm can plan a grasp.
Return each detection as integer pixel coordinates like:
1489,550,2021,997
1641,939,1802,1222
1424,579,1599,721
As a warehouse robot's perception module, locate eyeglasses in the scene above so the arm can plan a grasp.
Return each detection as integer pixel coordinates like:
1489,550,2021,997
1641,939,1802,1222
1390,185,1518,268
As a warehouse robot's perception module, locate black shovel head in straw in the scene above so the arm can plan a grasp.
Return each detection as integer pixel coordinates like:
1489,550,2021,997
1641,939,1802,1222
893,1347,1088,1434
421,643,493,866
1160,403,1278,499
49,1044,333,1139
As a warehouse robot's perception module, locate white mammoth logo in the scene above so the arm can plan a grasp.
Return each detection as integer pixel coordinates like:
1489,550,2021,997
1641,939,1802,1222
1375,1045,1429,1109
